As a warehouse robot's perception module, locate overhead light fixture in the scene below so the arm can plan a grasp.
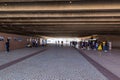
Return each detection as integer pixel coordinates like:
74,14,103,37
4,3,8,6
69,0,72,3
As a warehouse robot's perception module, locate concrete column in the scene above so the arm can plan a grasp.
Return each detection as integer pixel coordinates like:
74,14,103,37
98,35,120,49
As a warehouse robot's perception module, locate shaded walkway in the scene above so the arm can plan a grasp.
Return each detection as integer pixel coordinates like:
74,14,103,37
0,47,46,66
80,49,120,78
0,46,108,80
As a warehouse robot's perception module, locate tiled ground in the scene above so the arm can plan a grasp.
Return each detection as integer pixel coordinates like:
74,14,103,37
81,49,120,78
0,46,108,80
0,47,45,65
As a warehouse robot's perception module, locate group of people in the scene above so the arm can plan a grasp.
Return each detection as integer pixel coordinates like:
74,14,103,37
79,40,111,52
5,38,112,53
55,41,64,46
70,41,77,47
26,39,39,48
26,39,47,48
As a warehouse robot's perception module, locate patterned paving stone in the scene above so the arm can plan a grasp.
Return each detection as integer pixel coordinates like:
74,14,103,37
0,46,108,80
0,47,44,65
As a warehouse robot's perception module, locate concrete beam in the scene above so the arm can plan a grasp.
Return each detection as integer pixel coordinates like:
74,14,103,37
1,22,120,25
0,12,120,18
1,19,120,22
0,3,120,11
0,0,73,2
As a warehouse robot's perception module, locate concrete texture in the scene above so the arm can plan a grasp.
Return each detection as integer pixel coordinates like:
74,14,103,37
0,46,108,80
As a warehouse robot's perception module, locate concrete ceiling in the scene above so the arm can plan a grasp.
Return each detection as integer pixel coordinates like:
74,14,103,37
0,0,120,37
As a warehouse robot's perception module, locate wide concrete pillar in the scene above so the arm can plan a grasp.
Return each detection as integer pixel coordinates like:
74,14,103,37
0,32,30,52
98,35,120,49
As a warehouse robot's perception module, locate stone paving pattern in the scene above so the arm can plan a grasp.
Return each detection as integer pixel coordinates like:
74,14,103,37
0,46,108,80
82,49,120,78
0,47,44,65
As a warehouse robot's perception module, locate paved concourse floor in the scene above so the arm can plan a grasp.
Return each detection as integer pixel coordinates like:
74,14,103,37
81,49,120,78
0,46,108,80
0,47,45,66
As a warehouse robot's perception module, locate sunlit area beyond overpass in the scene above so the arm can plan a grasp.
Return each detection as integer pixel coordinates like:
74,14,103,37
47,37,80,45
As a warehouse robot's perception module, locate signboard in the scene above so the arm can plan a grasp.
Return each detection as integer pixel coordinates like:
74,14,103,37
14,37,23,42
7,37,12,41
0,36,4,41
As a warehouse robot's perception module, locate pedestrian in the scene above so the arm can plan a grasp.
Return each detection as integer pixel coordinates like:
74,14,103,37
5,39,10,53
104,41,109,52
108,42,112,51
103,41,106,51
98,42,103,56
98,42,102,51
61,41,63,46
95,42,98,50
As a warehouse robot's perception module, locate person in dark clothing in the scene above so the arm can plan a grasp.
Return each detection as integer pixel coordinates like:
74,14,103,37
5,39,10,52
72,41,77,48
61,41,63,46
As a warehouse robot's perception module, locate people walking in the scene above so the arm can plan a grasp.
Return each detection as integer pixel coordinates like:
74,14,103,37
5,39,10,53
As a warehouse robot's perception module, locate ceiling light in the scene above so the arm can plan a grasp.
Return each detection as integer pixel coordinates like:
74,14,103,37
69,0,72,3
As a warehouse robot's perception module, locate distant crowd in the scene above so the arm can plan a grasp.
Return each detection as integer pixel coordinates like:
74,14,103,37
71,40,111,52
